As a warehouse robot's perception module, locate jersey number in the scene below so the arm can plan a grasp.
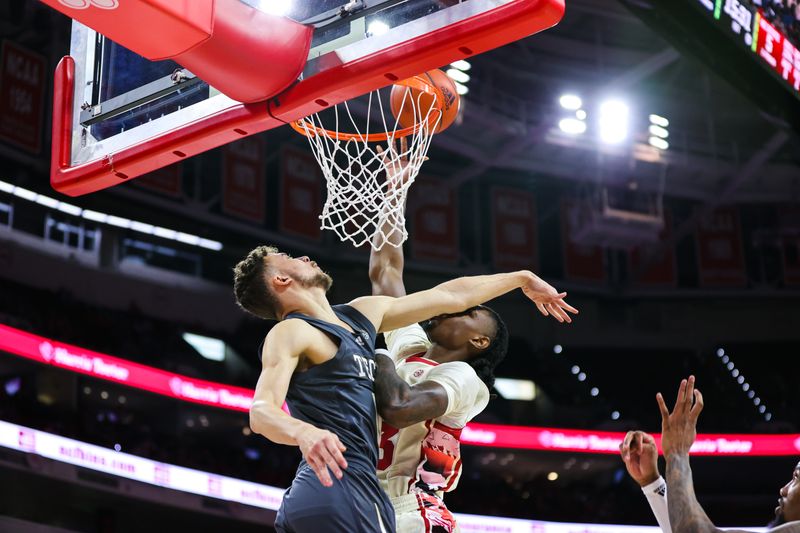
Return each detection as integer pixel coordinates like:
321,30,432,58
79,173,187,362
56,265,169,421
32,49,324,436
377,424,400,470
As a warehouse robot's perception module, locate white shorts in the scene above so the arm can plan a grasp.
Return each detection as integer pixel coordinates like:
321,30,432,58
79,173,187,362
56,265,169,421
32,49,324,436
392,493,460,533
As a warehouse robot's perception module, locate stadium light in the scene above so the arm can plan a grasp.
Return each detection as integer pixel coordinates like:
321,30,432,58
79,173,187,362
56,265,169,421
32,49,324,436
649,124,669,139
649,114,669,128
590,387,599,397
559,118,587,135
553,344,563,354
446,68,470,84
559,94,582,110
254,0,292,16
576,109,587,120
0,179,222,251
367,20,390,36
454,82,469,96
648,137,669,150
494,378,537,401
547,472,559,481
598,99,629,144
611,411,621,420
450,59,471,71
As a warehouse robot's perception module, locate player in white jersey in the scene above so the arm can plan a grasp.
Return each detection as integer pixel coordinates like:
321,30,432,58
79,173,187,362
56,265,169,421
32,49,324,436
367,141,578,532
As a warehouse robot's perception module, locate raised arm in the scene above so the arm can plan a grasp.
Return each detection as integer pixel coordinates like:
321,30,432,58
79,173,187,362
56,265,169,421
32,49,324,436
374,351,448,428
369,140,415,297
351,270,578,333
249,320,348,487
656,377,800,533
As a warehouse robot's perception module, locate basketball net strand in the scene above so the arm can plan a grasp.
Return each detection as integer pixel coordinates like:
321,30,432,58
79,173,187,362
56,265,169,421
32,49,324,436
298,88,441,251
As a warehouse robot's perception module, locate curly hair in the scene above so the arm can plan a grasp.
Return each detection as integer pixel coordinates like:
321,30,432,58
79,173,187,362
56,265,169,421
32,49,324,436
233,245,280,320
467,305,509,389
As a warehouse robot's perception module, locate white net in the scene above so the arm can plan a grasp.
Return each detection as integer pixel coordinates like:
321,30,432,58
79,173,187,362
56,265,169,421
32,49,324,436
294,83,442,251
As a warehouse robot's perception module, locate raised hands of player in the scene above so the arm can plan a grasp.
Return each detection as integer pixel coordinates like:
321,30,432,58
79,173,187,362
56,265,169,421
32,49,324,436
620,430,660,487
657,375,704,457
376,137,426,191
521,275,579,323
296,426,348,487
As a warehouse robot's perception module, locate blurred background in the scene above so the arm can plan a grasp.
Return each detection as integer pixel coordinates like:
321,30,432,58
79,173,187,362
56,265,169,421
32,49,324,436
0,0,799,531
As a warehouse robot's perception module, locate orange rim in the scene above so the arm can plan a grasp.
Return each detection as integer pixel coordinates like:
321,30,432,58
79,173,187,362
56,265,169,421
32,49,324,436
290,75,445,142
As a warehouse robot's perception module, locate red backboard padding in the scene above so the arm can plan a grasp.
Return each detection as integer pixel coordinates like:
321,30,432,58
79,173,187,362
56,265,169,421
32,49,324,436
40,0,312,104
49,0,565,196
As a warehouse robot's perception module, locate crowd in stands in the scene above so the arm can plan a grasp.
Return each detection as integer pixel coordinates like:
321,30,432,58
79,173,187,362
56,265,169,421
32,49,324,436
756,0,800,45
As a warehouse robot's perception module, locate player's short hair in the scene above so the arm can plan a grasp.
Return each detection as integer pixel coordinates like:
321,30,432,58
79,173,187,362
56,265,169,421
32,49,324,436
468,305,509,389
233,245,280,320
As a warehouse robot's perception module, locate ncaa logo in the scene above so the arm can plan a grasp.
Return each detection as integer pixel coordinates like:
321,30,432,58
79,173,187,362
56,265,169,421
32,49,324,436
59,0,119,9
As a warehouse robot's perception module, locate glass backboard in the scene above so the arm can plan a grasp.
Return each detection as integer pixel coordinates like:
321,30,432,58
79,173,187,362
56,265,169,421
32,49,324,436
47,0,564,196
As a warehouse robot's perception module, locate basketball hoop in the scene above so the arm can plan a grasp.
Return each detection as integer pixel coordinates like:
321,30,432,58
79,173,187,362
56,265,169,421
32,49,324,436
291,75,445,251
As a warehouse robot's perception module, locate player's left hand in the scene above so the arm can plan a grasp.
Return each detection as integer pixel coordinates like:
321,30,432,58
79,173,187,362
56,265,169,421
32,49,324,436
377,137,426,191
657,375,704,457
521,275,579,323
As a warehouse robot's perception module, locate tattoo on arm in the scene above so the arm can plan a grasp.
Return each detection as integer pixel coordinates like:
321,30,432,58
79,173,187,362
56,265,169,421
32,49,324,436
665,453,720,533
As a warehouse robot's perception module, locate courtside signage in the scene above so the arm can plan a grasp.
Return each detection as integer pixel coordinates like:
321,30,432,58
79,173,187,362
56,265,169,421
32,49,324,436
0,420,766,532
2,323,798,456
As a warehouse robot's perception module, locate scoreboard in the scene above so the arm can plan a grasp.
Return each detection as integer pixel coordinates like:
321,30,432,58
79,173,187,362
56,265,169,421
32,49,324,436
696,0,800,99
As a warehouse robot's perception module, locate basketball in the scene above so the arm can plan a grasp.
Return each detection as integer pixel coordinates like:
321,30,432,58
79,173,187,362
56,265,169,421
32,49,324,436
390,69,460,134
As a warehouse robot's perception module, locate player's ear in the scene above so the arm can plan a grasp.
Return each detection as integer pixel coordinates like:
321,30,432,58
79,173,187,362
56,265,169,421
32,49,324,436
469,335,490,351
272,274,292,287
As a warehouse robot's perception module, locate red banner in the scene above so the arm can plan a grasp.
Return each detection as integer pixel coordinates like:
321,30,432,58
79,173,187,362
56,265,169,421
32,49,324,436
134,163,182,197
561,200,605,283
695,207,746,287
222,136,265,223
279,145,322,241
3,322,800,457
629,211,676,286
408,176,459,264
491,187,538,271
0,41,46,153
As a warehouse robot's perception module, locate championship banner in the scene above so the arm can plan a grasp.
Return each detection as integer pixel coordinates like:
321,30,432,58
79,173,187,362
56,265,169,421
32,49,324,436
134,163,182,197
222,136,266,223
408,176,459,264
491,187,538,271
695,207,746,287
279,145,322,241
0,41,46,154
561,200,605,283
629,211,676,286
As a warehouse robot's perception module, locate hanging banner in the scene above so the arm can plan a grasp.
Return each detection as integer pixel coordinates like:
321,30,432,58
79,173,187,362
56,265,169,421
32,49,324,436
491,187,538,271
222,136,265,223
279,145,322,241
629,211,676,286
695,207,746,287
408,176,459,264
561,200,605,283
134,163,182,197
0,41,46,154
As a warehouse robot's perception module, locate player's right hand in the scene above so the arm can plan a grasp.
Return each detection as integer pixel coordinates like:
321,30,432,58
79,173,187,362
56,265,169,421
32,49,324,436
619,430,660,487
297,426,348,487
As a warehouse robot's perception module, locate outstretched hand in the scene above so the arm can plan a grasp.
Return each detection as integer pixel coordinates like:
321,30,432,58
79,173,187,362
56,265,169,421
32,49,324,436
377,137,426,191
521,275,579,323
657,375,704,457
619,430,660,487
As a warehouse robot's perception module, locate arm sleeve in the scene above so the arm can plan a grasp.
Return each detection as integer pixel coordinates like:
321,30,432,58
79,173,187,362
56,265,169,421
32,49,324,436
384,323,432,363
424,362,490,427
642,476,672,533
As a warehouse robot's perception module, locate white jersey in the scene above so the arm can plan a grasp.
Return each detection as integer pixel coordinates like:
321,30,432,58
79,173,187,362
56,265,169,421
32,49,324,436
377,324,490,499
